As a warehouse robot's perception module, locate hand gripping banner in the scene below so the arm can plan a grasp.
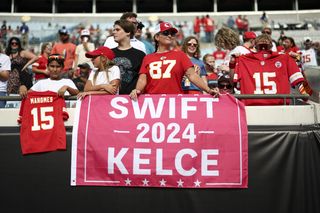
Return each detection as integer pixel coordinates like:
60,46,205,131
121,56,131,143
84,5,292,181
71,94,248,188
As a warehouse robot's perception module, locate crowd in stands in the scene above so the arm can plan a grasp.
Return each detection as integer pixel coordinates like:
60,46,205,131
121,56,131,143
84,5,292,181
1,11,320,108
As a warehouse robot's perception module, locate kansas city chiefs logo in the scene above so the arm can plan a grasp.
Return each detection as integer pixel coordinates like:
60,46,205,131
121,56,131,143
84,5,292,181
275,61,282,68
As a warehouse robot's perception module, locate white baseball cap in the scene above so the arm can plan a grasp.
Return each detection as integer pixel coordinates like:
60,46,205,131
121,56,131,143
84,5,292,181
81,29,90,37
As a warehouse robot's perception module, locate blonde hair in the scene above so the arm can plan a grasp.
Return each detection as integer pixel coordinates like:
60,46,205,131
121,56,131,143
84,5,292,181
92,56,116,85
215,27,240,50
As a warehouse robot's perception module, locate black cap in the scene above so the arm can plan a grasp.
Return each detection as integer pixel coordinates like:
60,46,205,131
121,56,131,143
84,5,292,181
78,63,91,69
58,28,69,35
137,22,145,30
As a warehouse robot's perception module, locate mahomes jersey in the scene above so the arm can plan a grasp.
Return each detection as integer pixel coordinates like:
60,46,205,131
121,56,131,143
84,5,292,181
19,91,69,155
234,51,304,105
139,50,193,94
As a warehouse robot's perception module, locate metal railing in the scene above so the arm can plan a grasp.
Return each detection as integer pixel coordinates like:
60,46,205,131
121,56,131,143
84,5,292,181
0,94,309,106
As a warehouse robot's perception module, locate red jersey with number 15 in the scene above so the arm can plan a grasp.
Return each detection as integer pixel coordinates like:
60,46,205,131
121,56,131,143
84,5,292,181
18,91,69,155
234,51,304,105
139,50,193,94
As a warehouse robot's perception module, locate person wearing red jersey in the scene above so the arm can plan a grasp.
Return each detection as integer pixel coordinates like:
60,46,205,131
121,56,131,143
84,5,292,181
129,22,219,100
233,34,306,106
18,91,69,155
32,42,52,81
212,47,226,68
193,16,201,40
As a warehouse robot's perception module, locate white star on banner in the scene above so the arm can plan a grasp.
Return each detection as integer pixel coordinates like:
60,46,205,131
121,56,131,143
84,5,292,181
177,179,184,187
142,178,149,186
124,178,132,186
194,180,201,187
159,179,167,187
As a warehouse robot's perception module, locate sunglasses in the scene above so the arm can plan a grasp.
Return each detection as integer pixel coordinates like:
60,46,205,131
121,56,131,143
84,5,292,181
11,42,18,45
187,43,198,47
48,55,65,60
161,30,176,37
218,84,232,89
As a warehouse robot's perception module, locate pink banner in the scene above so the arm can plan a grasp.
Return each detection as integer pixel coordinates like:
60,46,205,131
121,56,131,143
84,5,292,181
71,94,248,188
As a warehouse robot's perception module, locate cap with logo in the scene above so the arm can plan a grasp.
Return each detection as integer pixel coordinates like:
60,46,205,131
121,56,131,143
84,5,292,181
154,22,178,34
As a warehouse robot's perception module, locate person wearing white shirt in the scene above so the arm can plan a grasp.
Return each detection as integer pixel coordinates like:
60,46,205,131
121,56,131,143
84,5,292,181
30,54,79,97
0,51,11,108
77,46,120,99
103,12,146,54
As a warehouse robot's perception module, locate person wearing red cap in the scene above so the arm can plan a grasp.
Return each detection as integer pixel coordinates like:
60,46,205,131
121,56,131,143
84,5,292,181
129,22,219,100
230,31,256,56
77,46,120,99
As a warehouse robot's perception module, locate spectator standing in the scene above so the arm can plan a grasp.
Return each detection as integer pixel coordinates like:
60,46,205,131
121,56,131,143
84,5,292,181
181,36,207,94
20,22,29,49
129,22,219,100
230,31,256,56
235,15,245,35
0,44,11,108
104,12,146,54
112,19,145,94
135,22,155,55
32,42,52,82
29,54,79,97
1,20,7,46
77,46,120,99
193,16,201,40
51,28,76,74
74,29,95,69
260,11,269,28
301,37,318,67
277,36,301,60
261,27,277,52
5,37,38,97
203,15,215,43
227,16,235,30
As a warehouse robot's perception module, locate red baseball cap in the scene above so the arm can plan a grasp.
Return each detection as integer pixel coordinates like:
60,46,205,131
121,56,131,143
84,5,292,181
243,31,256,40
154,22,178,34
85,46,115,60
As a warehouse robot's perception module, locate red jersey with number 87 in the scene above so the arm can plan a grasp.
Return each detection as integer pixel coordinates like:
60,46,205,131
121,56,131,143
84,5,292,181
139,50,193,94
234,51,304,105
18,91,69,155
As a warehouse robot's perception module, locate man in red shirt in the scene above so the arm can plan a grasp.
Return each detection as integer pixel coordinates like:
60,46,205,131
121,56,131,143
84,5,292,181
51,28,76,74
234,34,305,105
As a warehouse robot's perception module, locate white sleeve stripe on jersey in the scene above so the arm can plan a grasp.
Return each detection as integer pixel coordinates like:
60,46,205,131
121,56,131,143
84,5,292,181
289,72,304,84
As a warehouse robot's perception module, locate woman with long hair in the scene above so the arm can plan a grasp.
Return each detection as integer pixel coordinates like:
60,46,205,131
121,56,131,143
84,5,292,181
32,42,52,81
130,22,219,100
5,37,38,97
77,46,120,99
181,36,207,94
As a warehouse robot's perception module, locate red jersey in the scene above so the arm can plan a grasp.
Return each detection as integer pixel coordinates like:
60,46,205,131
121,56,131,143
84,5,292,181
139,50,193,94
212,50,226,60
32,54,48,80
234,51,304,105
19,91,69,155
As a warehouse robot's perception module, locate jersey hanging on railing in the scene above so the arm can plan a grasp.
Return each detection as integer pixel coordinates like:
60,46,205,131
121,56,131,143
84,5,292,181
71,94,248,188
18,91,69,155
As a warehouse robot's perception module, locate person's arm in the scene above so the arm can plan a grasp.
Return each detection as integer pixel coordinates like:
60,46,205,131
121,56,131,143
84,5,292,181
129,74,147,101
32,65,49,76
186,67,219,96
21,50,38,71
0,70,9,81
57,85,79,97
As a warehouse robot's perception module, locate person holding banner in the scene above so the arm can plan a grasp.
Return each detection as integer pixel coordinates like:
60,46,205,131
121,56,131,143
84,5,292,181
129,22,219,100
77,46,120,99
29,54,79,97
